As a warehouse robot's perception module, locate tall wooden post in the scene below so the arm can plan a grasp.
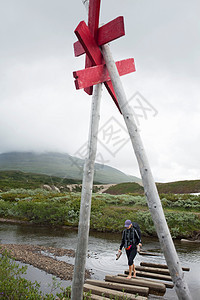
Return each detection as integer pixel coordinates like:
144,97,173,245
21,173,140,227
101,43,192,300
71,83,102,300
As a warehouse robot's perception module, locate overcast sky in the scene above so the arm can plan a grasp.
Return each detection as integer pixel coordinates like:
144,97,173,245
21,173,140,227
0,0,199,182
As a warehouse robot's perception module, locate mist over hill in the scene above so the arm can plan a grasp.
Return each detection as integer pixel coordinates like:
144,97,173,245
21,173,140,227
0,152,141,184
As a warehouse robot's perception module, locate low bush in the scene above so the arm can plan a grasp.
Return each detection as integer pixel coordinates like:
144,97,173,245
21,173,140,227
0,189,200,238
0,249,66,299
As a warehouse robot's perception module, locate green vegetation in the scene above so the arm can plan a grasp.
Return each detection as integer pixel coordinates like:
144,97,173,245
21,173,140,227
156,180,200,194
104,182,144,195
104,180,200,195
0,189,199,238
0,170,80,191
0,249,70,299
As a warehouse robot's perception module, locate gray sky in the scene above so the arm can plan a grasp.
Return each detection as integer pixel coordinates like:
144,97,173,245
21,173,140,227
0,0,199,182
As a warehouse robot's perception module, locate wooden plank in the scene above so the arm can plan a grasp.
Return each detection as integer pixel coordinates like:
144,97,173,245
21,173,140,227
98,16,125,46
75,21,102,66
139,251,160,256
84,0,101,95
117,273,174,289
124,270,172,282
85,279,149,296
74,41,85,57
136,266,170,275
88,0,101,40
74,16,125,57
83,284,147,300
140,262,190,271
105,275,166,294
84,294,110,300
73,58,135,89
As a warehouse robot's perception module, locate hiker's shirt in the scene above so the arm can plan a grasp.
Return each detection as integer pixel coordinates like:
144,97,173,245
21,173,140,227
119,226,141,251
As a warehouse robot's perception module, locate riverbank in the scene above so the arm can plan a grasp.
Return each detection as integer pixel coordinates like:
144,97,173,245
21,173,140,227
0,243,90,281
1,223,200,300
0,189,200,238
1,217,200,242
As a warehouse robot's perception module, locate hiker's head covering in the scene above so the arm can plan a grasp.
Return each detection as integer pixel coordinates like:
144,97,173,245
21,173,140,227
124,220,132,228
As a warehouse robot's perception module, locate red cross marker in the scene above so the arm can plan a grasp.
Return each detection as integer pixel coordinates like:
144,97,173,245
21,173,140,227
73,0,136,113
74,16,125,57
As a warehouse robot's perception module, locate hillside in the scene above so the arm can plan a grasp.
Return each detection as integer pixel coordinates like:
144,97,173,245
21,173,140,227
0,152,141,185
104,180,200,195
0,170,81,191
103,182,144,195
156,180,200,194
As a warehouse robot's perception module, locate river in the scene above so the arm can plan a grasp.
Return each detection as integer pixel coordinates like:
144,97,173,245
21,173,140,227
0,223,200,300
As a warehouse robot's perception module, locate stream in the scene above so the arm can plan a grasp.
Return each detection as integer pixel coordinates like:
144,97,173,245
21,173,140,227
0,223,200,300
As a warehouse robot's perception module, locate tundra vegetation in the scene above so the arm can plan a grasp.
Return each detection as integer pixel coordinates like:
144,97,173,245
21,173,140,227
0,188,200,238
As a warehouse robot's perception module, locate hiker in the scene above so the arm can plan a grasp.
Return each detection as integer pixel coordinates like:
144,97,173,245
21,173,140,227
118,219,142,278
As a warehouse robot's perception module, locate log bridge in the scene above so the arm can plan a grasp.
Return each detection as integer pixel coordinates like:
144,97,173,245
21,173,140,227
83,262,190,299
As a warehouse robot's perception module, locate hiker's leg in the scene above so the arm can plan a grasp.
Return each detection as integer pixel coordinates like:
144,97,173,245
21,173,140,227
128,246,137,278
133,263,136,277
128,264,133,279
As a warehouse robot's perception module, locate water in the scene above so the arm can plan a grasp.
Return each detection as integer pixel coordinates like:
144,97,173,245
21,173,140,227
0,223,200,299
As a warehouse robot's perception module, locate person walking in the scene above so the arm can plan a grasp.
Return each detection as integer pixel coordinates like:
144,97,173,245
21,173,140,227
118,219,142,278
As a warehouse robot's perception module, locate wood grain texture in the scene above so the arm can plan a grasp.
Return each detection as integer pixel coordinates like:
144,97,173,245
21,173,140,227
74,16,125,57
73,58,135,89
84,0,101,95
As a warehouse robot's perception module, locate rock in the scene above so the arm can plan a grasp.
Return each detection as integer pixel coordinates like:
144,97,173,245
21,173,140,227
42,184,52,191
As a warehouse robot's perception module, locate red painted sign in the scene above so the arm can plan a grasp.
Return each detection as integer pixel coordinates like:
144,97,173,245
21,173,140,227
74,16,125,57
84,0,101,95
73,0,136,113
73,59,135,90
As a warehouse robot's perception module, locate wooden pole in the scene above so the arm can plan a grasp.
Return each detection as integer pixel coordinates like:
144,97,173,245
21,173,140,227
101,43,192,300
71,83,102,300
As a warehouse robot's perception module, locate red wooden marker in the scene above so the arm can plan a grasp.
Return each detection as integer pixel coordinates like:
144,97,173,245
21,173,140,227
75,20,122,112
74,16,125,57
84,0,101,95
75,21,102,66
73,58,135,89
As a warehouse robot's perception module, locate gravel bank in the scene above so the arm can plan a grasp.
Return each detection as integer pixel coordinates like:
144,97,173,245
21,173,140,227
0,243,91,281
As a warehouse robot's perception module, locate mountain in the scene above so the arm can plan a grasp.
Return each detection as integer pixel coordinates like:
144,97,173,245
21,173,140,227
0,152,141,184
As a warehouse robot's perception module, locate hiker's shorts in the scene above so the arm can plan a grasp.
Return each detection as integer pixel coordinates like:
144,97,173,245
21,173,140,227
125,245,137,266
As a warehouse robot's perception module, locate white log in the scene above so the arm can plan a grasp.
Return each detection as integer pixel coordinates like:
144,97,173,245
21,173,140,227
101,43,192,300
71,83,102,300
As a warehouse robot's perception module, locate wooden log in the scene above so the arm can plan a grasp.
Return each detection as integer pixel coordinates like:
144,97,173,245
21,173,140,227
71,84,102,300
140,262,190,272
85,279,149,296
101,43,192,299
84,294,110,300
138,251,160,256
105,275,166,294
124,270,172,282
136,266,170,275
83,284,147,300
181,238,200,243
117,273,174,289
